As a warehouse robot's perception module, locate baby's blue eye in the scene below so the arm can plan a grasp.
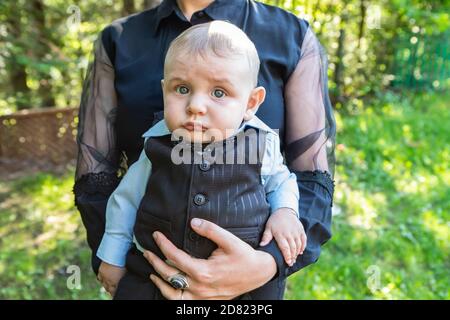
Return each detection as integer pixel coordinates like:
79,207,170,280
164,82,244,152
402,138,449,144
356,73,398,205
213,89,225,98
176,86,189,94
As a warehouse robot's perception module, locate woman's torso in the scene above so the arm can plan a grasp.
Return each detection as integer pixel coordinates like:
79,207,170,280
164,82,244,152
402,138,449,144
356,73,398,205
100,0,308,165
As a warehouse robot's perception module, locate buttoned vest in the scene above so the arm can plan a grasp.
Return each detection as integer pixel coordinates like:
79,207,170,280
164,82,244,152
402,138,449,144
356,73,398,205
134,127,271,259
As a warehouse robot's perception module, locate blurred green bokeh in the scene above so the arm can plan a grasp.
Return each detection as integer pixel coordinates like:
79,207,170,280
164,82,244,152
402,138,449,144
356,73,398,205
1,91,448,299
1,0,448,114
0,0,448,300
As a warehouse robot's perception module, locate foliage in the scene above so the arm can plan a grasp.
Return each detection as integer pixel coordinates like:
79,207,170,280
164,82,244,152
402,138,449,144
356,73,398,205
0,0,448,114
0,170,108,299
287,90,449,299
0,91,448,299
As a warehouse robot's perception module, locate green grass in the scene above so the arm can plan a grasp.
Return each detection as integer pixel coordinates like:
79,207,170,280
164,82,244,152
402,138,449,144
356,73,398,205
0,91,448,299
286,91,449,299
0,172,108,299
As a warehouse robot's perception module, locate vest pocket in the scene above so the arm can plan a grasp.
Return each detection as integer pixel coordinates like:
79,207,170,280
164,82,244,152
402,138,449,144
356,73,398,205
136,213,172,234
225,226,261,248
134,212,173,255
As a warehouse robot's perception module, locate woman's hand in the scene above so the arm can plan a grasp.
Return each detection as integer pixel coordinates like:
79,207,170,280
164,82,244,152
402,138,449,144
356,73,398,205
144,218,277,300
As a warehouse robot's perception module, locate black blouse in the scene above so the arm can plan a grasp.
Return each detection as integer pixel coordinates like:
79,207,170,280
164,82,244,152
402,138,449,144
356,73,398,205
74,0,336,280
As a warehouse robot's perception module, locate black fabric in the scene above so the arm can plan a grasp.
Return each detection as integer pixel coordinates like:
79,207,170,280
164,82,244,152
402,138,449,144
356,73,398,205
100,0,307,160
121,127,284,299
74,0,335,284
114,246,286,300
135,127,269,259
74,172,120,274
259,170,334,278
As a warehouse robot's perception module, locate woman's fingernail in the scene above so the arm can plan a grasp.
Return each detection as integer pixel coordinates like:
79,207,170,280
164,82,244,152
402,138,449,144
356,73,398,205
149,274,155,282
153,232,158,240
191,218,202,227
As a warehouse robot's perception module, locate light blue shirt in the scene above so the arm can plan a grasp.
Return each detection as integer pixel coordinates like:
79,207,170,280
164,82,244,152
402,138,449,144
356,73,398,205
97,116,299,267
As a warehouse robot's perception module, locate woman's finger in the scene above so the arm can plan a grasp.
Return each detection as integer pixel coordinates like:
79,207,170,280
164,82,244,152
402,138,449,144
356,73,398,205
150,274,188,300
143,250,183,281
189,218,241,253
151,231,203,276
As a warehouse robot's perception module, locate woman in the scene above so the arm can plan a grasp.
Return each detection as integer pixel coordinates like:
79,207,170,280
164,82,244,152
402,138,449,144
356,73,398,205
74,0,335,300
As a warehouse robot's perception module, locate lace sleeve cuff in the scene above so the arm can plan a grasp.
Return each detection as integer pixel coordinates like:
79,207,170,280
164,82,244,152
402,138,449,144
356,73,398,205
73,172,120,198
294,170,335,204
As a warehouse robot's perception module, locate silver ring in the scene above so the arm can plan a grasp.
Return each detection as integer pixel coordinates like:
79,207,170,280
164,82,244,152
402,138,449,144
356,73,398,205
168,273,189,290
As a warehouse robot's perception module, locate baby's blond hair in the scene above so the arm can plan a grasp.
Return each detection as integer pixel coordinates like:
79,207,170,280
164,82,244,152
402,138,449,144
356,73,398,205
164,21,260,87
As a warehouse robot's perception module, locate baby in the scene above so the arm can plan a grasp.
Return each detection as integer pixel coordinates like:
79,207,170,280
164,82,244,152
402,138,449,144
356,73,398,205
96,21,306,298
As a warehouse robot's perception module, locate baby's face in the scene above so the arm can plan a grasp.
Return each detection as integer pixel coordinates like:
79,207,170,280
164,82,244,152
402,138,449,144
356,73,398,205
162,53,263,143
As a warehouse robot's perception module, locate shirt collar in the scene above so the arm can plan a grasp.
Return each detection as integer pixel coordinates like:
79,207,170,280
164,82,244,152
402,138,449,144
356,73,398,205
152,0,246,36
142,115,275,139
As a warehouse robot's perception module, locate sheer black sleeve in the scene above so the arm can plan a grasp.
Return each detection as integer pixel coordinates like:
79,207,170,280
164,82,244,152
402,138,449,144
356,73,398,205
73,34,121,274
259,25,336,278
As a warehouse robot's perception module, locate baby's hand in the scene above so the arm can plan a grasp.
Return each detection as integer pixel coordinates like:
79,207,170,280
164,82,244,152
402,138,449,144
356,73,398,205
98,261,126,297
259,208,307,266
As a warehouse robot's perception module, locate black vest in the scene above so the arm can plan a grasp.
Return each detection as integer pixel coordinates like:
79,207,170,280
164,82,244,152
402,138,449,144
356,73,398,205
134,127,271,259
118,127,287,299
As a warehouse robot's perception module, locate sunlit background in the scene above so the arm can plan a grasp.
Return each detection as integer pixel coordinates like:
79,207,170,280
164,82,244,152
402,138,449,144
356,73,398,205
0,0,448,299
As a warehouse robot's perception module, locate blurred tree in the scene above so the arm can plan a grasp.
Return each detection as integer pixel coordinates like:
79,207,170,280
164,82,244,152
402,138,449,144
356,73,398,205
30,0,56,108
122,0,136,16
0,0,448,115
143,0,163,10
2,1,31,110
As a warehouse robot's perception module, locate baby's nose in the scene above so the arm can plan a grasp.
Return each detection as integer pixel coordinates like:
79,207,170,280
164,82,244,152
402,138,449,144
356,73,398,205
187,95,207,114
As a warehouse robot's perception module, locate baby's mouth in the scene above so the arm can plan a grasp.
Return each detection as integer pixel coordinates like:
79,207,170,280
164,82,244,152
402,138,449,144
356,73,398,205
183,121,207,132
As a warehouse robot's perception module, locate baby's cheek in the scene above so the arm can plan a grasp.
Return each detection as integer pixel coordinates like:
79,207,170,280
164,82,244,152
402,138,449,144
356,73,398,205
164,108,181,131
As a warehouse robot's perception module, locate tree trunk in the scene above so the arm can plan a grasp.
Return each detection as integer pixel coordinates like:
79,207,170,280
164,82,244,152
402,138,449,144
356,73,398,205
30,0,56,108
122,0,136,16
10,66,30,111
6,3,31,110
143,0,163,10
334,26,346,103
357,0,367,50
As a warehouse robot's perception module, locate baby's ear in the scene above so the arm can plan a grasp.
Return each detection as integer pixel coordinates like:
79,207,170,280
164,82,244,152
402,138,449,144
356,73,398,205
244,86,266,121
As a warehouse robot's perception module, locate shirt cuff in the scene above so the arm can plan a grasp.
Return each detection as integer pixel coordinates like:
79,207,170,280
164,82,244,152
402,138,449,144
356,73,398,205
268,193,299,218
96,234,132,267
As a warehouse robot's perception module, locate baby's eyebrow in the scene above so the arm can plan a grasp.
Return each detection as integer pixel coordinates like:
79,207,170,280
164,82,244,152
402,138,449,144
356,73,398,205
167,75,235,87
167,77,187,84
207,76,235,87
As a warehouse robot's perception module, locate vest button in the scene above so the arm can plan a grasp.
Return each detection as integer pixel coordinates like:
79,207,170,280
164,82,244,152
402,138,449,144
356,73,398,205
199,160,211,171
196,11,205,18
193,193,207,206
